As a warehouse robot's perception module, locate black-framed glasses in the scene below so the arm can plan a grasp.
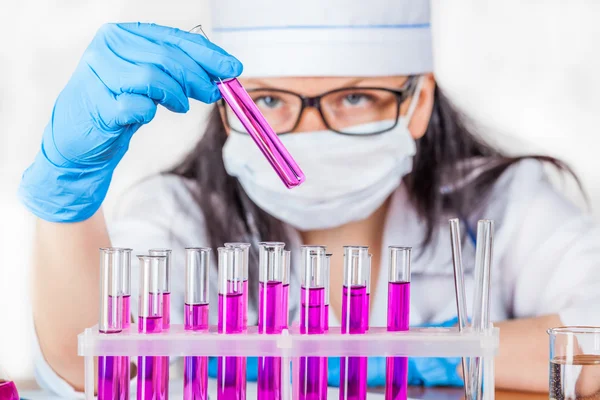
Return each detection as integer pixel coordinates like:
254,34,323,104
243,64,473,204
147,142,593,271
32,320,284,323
222,76,419,136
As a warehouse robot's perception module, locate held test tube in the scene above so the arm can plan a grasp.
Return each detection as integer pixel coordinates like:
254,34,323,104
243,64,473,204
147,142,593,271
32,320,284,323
98,248,125,400
299,246,329,400
189,25,304,189
218,246,248,400
184,248,211,400
137,255,167,400
385,247,411,400
340,246,371,400
258,242,289,400
149,249,172,400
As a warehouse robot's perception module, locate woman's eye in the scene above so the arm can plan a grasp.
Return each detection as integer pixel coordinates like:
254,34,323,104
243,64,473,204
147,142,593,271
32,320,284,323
342,93,372,107
255,96,282,109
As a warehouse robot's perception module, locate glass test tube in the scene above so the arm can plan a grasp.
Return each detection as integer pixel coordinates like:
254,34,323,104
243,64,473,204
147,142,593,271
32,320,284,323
149,249,172,400
299,246,329,400
281,250,291,329
137,255,167,400
385,247,411,400
257,242,289,400
119,248,132,400
189,25,304,189
98,248,125,400
340,246,371,400
324,253,332,331
184,248,211,400
224,243,250,327
218,246,248,400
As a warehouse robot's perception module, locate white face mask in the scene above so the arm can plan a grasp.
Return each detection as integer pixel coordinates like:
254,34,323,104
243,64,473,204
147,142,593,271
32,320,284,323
222,79,422,231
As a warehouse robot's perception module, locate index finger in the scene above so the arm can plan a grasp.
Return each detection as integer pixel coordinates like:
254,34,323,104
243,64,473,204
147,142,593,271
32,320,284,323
117,23,244,79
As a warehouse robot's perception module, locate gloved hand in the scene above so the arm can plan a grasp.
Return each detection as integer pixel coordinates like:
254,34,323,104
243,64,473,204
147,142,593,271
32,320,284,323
208,356,259,381
326,317,464,388
18,22,242,222
408,316,464,387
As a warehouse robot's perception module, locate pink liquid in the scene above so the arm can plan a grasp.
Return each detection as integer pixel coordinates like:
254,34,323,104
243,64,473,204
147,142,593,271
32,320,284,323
299,287,327,400
122,295,131,330
218,288,246,400
258,282,284,400
217,78,305,189
385,282,410,400
281,283,289,329
120,294,131,400
242,280,248,327
184,304,209,400
138,316,167,400
99,295,126,400
162,292,171,399
340,285,369,400
0,381,18,400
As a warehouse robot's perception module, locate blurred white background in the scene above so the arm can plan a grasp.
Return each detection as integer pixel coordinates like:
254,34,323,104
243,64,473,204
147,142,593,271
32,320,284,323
0,0,598,385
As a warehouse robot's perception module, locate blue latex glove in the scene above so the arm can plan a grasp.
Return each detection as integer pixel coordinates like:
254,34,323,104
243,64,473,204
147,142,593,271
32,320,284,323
208,357,259,381
326,317,463,388
18,23,242,222
408,316,464,387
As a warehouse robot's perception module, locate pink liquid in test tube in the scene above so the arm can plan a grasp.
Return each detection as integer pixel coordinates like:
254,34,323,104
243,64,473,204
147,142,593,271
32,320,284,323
98,248,126,400
340,247,371,400
218,78,305,189
385,247,411,400
257,242,289,400
184,248,211,400
120,248,132,400
218,247,248,400
149,249,172,400
137,256,167,400
299,246,329,400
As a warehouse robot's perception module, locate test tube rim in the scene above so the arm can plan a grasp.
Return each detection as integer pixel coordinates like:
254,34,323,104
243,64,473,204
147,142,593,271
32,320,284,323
547,326,600,335
148,248,172,254
343,245,369,249
100,247,133,253
388,245,412,251
258,241,286,248
224,242,251,248
136,254,167,260
185,247,212,252
300,245,326,249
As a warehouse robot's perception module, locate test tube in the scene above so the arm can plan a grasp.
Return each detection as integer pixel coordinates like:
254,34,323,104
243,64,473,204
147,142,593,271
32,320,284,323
98,248,124,400
258,242,288,400
324,253,332,331
137,255,167,400
385,247,411,400
189,25,305,189
218,246,248,400
340,246,371,400
0,366,19,400
469,220,494,400
299,246,329,400
224,242,250,327
119,248,132,400
184,248,211,400
148,249,172,400
281,250,291,329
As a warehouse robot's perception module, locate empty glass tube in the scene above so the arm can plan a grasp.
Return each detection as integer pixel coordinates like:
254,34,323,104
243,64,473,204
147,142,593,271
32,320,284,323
340,246,371,400
218,246,248,400
385,247,411,400
258,242,289,400
137,255,167,400
299,246,329,400
98,248,125,400
184,248,211,400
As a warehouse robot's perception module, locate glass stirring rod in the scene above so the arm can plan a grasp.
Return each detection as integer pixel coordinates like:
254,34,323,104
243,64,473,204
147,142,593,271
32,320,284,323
190,25,305,189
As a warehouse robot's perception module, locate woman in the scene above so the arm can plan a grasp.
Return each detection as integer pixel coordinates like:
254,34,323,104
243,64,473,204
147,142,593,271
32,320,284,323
19,0,600,396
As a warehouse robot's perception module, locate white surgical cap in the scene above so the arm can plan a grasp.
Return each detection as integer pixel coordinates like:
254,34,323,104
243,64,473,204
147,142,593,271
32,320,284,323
210,0,432,77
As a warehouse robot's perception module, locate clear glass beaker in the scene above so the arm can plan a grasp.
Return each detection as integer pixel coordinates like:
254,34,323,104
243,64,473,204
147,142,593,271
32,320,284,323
548,327,600,399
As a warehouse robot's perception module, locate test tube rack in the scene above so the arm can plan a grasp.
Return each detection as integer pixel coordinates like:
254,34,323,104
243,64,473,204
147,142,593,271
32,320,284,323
78,324,499,399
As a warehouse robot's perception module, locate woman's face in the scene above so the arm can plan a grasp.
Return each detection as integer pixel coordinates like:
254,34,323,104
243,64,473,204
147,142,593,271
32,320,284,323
221,74,435,139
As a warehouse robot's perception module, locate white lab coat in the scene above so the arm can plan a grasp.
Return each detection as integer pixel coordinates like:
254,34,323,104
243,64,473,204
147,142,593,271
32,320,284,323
34,159,600,397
